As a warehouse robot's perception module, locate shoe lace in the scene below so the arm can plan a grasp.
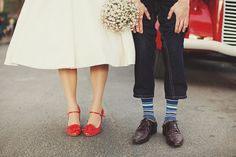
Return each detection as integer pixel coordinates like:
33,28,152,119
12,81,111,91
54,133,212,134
138,119,150,131
168,123,180,134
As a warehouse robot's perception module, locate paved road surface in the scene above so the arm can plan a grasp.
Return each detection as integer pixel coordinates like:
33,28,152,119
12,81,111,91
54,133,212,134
0,45,236,157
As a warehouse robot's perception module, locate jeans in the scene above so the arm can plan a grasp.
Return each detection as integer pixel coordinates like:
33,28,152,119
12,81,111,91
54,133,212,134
133,0,187,99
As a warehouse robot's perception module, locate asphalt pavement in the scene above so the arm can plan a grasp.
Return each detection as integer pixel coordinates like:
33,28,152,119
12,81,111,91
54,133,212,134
0,45,236,157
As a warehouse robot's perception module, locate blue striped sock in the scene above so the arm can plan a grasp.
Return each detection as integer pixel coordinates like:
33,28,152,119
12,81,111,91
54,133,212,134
141,98,156,121
165,99,179,122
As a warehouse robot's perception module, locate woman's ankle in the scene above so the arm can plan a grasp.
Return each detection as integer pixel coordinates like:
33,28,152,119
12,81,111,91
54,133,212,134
67,103,80,112
90,104,103,112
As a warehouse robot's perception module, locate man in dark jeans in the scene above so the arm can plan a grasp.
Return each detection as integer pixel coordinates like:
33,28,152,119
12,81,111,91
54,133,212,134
132,0,189,147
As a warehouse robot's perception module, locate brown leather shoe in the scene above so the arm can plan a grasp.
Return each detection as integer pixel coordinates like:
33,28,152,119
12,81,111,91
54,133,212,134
162,121,184,147
133,118,157,144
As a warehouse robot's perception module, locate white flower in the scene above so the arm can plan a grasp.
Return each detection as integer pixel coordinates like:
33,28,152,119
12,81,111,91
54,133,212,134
101,0,139,32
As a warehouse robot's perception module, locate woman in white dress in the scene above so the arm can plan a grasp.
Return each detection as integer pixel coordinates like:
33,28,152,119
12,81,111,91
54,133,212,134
4,1,135,137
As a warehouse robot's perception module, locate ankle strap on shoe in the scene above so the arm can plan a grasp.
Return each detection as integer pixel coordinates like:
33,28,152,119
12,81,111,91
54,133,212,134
90,110,104,117
68,111,80,115
68,108,80,115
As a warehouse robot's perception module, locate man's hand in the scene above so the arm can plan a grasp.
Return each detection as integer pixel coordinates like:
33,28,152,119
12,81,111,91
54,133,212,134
133,0,151,34
167,0,190,33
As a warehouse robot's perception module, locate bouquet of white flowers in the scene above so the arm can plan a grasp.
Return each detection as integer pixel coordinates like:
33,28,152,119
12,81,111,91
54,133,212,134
101,0,139,32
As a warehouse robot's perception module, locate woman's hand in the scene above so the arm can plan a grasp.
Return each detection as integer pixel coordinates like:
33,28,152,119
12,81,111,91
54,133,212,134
133,0,151,34
167,0,190,33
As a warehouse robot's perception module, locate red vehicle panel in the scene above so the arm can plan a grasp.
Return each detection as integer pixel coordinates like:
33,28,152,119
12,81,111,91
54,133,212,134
156,0,236,57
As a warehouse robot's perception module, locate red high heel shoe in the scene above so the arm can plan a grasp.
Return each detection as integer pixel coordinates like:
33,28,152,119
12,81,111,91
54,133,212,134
83,109,105,137
66,107,81,137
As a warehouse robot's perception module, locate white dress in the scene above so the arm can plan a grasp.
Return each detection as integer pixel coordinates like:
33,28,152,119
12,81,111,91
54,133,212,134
4,0,135,69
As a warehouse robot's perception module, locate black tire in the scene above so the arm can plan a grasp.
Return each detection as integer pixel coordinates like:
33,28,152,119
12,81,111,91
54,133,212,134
154,49,165,79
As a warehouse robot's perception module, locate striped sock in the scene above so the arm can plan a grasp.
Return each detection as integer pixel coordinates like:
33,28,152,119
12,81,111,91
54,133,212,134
141,98,156,121
165,99,179,122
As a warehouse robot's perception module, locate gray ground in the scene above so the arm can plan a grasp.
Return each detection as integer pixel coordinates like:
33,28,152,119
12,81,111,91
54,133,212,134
0,45,236,157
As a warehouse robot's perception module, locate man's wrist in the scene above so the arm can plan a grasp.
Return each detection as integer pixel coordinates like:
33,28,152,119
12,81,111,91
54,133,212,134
178,0,190,7
133,0,141,3
178,0,190,3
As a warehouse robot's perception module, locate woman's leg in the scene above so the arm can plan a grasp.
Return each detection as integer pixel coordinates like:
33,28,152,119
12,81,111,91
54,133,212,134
87,64,109,127
58,69,80,126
